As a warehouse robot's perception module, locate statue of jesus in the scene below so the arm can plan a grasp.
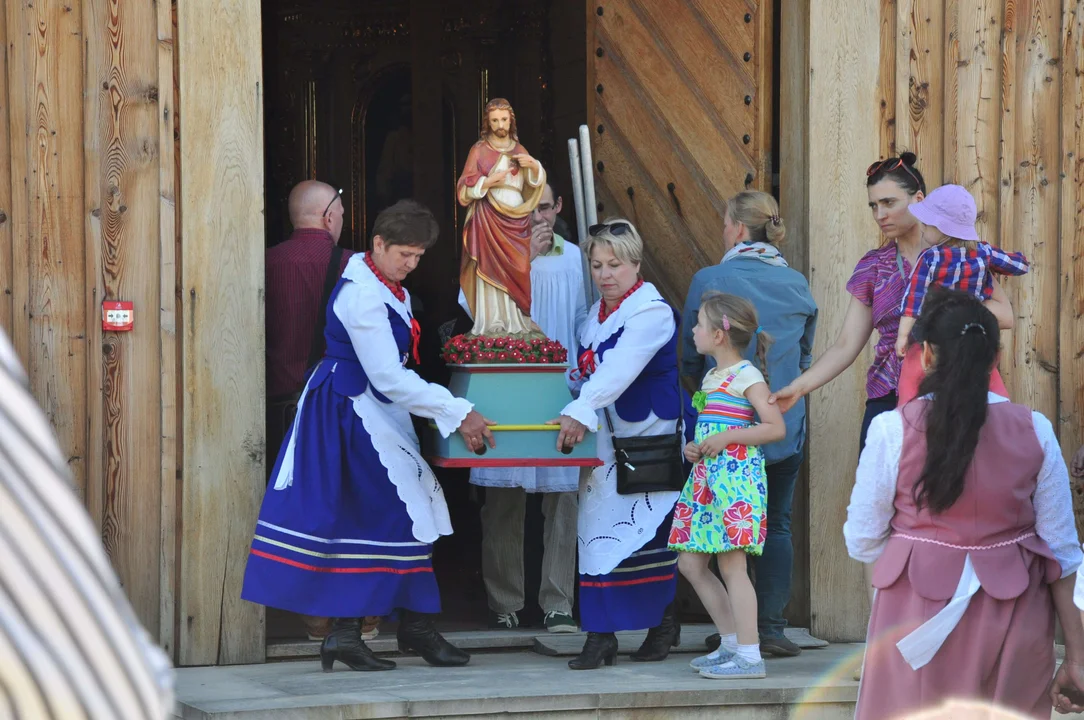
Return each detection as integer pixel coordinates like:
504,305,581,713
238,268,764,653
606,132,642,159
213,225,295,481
457,98,546,336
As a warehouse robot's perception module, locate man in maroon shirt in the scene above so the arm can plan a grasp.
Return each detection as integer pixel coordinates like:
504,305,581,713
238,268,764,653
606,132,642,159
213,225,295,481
266,180,386,642
266,180,352,400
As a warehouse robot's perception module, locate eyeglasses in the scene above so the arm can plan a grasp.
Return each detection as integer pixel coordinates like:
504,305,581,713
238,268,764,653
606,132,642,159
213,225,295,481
323,188,343,217
588,221,632,237
867,157,920,185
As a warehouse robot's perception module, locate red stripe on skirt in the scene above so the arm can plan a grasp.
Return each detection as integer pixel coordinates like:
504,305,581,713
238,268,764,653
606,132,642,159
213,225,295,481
580,572,676,588
250,548,434,575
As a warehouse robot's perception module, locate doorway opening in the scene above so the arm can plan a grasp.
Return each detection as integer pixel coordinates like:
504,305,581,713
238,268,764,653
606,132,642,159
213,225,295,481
260,0,588,645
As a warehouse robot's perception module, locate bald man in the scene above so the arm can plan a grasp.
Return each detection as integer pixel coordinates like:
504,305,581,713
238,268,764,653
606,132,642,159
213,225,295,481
267,180,351,400
266,180,359,642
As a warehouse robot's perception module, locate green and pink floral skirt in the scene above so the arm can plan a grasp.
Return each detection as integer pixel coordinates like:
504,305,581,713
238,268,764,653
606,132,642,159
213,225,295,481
667,421,767,555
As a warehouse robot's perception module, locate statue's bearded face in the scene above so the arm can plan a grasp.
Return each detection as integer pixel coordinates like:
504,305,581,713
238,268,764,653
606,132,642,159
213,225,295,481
487,109,512,139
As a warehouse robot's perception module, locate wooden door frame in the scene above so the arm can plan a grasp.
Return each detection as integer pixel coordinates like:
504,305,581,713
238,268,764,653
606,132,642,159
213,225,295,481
175,0,267,665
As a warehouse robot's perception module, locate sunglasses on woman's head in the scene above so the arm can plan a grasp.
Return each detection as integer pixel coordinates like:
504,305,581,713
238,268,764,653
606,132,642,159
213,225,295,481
867,157,919,184
588,222,632,237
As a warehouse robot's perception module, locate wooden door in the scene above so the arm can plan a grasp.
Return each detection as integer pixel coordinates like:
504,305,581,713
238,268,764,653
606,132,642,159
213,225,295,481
586,0,793,627
586,0,773,305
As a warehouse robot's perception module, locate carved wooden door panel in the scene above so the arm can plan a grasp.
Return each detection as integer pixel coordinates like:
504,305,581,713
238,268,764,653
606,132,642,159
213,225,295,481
586,0,773,304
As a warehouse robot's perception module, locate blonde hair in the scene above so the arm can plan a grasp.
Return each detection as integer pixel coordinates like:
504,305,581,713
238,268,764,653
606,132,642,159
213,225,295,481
727,191,785,245
583,217,643,267
699,291,773,383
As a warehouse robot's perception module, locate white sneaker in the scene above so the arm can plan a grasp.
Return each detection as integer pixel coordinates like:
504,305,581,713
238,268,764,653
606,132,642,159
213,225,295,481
699,656,766,680
690,647,735,671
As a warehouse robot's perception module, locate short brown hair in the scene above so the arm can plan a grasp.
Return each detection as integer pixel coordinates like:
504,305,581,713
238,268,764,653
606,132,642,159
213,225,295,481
372,199,439,249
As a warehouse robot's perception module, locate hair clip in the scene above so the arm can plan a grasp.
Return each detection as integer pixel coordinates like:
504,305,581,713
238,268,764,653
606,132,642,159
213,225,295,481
769,215,780,225
960,322,986,336
722,314,731,331
754,325,762,335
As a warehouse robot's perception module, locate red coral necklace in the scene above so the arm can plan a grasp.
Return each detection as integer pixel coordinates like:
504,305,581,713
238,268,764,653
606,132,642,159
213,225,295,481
365,252,405,303
364,252,420,364
598,279,643,323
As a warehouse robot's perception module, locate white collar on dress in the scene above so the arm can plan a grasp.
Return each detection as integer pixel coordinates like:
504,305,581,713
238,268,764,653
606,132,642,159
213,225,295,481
342,253,412,326
580,281,663,349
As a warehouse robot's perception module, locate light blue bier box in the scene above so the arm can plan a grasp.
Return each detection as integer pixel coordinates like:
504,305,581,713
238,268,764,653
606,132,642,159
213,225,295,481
424,363,600,469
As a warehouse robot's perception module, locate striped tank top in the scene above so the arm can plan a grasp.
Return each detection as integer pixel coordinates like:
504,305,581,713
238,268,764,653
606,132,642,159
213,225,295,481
696,363,755,429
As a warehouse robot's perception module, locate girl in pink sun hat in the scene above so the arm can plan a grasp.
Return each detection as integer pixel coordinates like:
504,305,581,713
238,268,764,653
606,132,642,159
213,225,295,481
895,184,1028,404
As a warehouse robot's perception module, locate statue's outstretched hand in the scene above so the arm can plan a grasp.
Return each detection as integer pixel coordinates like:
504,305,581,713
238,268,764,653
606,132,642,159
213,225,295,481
512,153,538,171
483,168,510,190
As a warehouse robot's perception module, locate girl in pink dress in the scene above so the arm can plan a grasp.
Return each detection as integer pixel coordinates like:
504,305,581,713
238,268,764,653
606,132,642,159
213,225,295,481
845,288,1084,719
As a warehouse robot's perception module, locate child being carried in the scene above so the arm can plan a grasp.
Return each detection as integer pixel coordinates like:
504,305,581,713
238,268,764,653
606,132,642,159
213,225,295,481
895,184,1027,404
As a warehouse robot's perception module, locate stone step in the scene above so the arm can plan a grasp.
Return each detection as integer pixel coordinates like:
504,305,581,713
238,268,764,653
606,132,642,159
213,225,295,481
533,625,828,656
267,623,828,659
175,643,862,720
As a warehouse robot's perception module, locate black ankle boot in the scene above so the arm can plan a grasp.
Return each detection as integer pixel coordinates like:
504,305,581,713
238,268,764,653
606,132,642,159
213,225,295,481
396,609,470,667
630,603,681,662
568,632,619,670
320,618,396,672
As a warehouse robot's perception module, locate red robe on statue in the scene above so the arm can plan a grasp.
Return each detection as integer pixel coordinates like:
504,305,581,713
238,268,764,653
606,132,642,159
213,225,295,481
457,139,545,323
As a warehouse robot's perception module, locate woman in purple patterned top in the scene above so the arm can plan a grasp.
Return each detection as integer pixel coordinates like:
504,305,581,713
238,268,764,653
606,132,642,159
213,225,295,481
769,153,1014,450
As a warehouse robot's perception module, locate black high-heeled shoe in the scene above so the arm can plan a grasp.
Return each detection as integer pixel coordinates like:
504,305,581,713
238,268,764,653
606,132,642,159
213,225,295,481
630,602,681,662
568,632,619,670
396,609,470,667
320,618,396,672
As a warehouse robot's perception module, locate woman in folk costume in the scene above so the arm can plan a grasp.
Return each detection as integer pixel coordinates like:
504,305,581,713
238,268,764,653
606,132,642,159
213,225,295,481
551,219,689,670
242,200,495,672
845,288,1084,718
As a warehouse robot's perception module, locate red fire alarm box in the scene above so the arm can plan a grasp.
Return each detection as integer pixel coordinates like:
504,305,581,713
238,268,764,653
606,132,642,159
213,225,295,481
102,301,134,332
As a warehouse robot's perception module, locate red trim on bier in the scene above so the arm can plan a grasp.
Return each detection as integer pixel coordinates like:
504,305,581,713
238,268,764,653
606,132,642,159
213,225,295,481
426,456,603,468
446,364,568,374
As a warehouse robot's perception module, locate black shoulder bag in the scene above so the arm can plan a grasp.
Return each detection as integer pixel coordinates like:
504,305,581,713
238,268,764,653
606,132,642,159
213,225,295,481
605,377,686,495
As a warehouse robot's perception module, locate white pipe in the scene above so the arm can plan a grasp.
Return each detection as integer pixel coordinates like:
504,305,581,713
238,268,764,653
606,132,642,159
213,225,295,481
568,138,588,247
568,138,598,307
578,125,598,227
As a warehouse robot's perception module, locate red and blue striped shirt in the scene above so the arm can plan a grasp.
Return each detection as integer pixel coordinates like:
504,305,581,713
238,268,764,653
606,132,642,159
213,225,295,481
901,242,1029,317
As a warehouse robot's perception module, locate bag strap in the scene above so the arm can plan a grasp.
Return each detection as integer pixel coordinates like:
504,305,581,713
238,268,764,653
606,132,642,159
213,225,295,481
307,245,345,369
599,307,684,442
601,369,684,441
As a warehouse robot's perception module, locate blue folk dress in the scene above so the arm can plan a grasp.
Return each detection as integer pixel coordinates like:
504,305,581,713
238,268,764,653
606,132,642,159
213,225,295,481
561,282,691,632
241,254,472,619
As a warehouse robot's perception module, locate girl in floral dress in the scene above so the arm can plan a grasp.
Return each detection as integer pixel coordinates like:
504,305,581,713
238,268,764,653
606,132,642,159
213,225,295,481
669,292,786,679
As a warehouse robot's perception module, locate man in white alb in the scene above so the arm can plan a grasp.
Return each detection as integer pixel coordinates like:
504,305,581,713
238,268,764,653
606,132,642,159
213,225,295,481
461,184,588,631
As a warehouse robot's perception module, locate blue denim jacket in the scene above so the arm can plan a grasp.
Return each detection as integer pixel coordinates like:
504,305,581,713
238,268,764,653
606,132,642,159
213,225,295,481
680,257,818,465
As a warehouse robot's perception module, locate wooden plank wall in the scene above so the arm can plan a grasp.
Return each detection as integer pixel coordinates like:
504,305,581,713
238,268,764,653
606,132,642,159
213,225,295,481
803,0,1084,642
803,0,883,644
175,0,266,666
0,0,177,651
